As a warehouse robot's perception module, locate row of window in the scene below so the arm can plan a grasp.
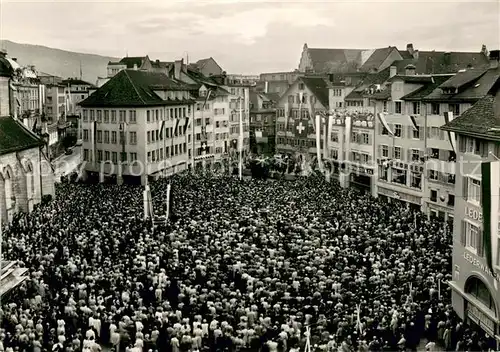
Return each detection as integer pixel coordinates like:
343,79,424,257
229,126,249,134
350,152,371,164
428,170,456,184
286,93,317,105
378,167,423,190
83,145,189,163
83,130,133,144
429,189,455,206
82,107,190,124
382,101,460,116
276,138,323,148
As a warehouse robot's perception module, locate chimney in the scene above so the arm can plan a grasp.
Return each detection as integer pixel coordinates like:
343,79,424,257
489,50,500,69
264,81,269,94
407,43,414,56
390,65,397,78
413,50,419,60
481,44,489,57
156,59,160,63
174,60,182,79
133,64,138,70
12,58,17,62
328,73,334,82
405,64,416,76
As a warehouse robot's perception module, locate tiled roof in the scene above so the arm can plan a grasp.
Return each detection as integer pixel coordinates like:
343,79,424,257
360,47,395,72
401,75,454,100
390,51,489,75
300,76,330,107
108,61,124,66
439,69,487,89
370,88,392,100
389,75,434,84
79,70,194,107
0,116,42,156
362,67,391,85
441,94,500,140
308,48,364,73
424,67,500,102
151,61,173,69
61,78,95,87
345,90,364,100
119,56,147,69
264,92,281,102
398,50,414,60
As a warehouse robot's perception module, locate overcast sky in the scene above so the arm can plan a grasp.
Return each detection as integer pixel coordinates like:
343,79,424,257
0,0,498,74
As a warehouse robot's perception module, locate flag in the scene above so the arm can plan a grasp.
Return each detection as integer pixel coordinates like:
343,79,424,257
166,183,172,220
377,112,393,136
409,115,419,131
443,112,457,153
255,131,263,138
294,118,308,138
298,92,304,118
481,161,500,271
323,113,332,160
284,102,290,132
159,120,165,139
91,120,97,163
345,113,353,163
173,118,181,137
183,116,190,134
308,101,316,134
315,113,323,172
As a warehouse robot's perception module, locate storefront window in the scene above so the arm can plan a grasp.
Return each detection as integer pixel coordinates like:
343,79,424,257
465,277,496,313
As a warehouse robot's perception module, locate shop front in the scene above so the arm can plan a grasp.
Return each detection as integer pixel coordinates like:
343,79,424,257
449,247,500,348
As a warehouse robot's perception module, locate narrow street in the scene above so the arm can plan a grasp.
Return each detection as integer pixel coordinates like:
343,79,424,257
52,145,82,180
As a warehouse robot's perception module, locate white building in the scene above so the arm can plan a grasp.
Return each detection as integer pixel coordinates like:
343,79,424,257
79,69,195,185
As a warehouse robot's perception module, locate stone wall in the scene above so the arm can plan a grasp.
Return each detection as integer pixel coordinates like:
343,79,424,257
0,147,54,224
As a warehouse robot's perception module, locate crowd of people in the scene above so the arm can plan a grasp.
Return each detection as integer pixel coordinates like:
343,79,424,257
0,173,495,351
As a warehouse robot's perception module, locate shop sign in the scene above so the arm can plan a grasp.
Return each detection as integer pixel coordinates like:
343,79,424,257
349,164,374,175
463,252,500,282
465,206,483,222
467,304,496,337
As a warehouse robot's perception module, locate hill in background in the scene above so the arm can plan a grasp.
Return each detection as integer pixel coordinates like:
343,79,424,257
1,40,118,85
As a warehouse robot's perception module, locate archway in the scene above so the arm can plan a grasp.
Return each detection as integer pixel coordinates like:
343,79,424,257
465,276,497,315
0,165,15,223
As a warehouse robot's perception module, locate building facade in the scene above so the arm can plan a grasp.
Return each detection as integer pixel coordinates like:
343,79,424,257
79,69,195,185
249,91,277,156
443,69,500,346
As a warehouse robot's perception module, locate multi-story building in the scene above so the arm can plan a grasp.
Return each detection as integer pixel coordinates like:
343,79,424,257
0,54,55,224
275,76,330,163
227,74,259,87
249,91,277,155
188,58,224,78
443,61,500,347
79,69,194,185
258,71,304,96
370,61,499,215
61,78,95,115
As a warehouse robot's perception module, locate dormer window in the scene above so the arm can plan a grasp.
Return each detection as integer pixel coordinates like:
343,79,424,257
442,87,457,94
200,90,206,97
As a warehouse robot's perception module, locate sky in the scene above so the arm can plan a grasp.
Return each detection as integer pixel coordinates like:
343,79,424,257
0,0,498,74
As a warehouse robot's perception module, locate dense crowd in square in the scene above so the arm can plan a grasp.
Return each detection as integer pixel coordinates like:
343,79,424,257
0,173,494,351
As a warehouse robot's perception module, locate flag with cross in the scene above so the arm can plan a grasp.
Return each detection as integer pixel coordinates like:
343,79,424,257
294,118,308,138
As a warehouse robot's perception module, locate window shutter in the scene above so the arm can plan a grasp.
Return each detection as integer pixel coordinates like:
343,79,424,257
459,135,466,153
440,130,445,140
481,141,489,157
477,227,484,257
407,148,411,162
419,150,424,159
378,145,382,157
407,126,412,138
460,221,466,246
463,177,468,201
419,127,425,140
400,126,405,138
427,127,431,138
391,146,395,159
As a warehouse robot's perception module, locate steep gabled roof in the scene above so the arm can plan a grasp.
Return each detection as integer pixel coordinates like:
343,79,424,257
0,116,43,155
360,47,396,72
390,51,489,75
62,78,95,87
300,76,330,108
79,70,193,107
424,67,500,102
401,75,454,100
441,94,500,140
307,47,364,73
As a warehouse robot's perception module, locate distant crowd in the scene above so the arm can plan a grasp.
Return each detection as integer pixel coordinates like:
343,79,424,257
0,173,496,351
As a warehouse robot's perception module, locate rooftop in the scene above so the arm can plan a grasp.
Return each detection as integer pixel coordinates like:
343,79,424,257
300,76,330,107
79,70,194,108
401,75,455,100
441,93,500,140
0,116,43,156
306,46,365,73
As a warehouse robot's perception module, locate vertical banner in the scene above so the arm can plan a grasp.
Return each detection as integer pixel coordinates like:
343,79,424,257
284,102,289,132
166,183,171,220
315,114,323,172
323,113,331,160
238,95,244,180
443,112,457,153
481,161,500,271
345,114,352,167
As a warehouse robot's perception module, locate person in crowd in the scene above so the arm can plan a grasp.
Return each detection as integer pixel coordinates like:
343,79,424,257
0,173,494,351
